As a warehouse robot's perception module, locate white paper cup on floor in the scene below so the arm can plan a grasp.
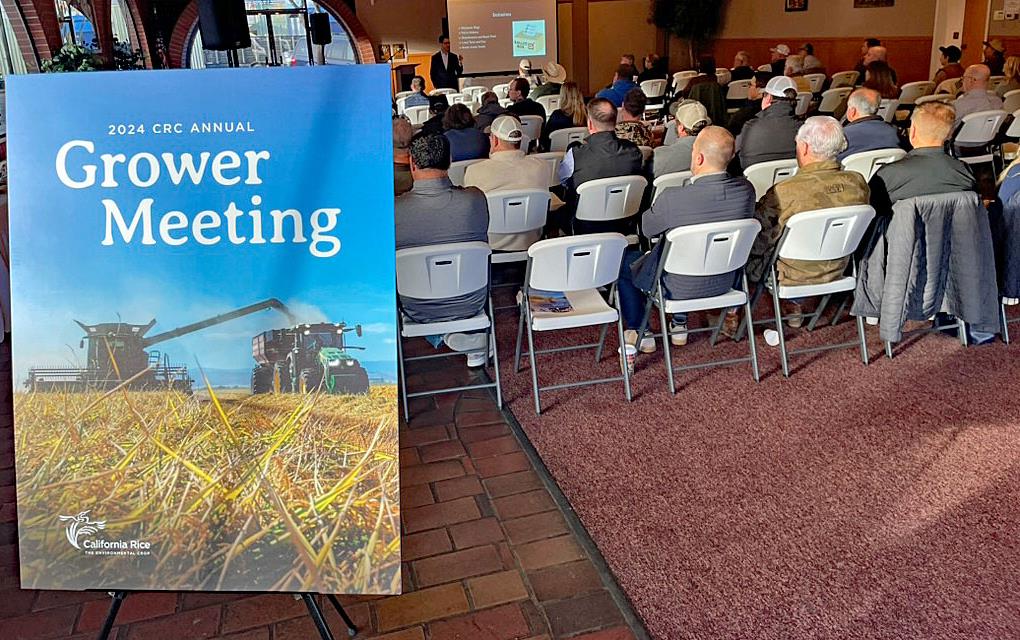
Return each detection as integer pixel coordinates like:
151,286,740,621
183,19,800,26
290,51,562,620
763,329,780,347
619,344,637,373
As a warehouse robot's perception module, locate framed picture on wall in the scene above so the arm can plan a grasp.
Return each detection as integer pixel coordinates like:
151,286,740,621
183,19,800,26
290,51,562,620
854,0,894,6
391,42,408,63
785,0,808,11
378,43,392,62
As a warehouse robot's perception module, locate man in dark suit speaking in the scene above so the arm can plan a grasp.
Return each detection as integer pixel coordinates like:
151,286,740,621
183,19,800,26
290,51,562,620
430,35,464,91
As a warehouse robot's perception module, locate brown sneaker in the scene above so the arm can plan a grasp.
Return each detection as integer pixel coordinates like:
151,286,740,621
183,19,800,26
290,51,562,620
782,301,804,328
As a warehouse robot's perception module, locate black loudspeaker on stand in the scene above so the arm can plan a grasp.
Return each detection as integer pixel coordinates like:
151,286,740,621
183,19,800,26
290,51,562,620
95,591,358,639
310,13,333,46
197,0,251,52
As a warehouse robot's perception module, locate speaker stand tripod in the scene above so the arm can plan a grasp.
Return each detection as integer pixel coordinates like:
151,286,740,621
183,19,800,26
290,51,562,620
95,591,358,640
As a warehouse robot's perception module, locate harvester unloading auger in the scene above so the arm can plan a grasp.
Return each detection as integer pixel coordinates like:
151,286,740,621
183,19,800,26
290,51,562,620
27,299,295,392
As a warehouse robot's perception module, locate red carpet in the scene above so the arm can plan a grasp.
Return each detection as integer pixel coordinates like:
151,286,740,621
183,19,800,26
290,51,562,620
493,305,1020,640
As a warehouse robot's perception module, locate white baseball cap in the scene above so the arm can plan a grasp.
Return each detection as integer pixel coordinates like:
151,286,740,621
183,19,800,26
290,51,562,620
519,58,532,70
491,115,524,143
771,44,791,56
764,76,798,97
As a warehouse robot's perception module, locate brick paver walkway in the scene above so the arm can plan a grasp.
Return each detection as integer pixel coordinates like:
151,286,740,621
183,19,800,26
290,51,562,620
0,341,646,639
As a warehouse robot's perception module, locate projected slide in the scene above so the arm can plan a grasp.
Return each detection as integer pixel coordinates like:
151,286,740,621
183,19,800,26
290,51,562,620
448,0,558,74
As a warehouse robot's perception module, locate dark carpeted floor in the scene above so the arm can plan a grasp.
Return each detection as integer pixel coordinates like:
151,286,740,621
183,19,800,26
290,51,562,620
491,301,1020,640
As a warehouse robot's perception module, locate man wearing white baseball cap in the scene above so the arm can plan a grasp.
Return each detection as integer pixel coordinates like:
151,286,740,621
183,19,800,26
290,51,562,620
652,100,711,178
770,43,790,76
532,61,568,99
463,116,563,251
735,75,801,170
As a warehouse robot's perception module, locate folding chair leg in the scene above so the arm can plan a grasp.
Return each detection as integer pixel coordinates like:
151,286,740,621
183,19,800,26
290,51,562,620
396,333,409,422
488,298,503,409
596,324,609,362
1002,303,1011,344
885,341,894,359
806,294,831,332
735,284,764,342
526,319,542,414
958,319,968,347
829,296,849,327
770,277,790,378
514,305,526,372
743,277,760,383
709,309,726,347
856,313,869,365
658,298,676,394
615,316,633,402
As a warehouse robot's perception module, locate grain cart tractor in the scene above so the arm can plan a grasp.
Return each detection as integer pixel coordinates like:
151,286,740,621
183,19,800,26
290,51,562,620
251,322,370,395
26,299,293,392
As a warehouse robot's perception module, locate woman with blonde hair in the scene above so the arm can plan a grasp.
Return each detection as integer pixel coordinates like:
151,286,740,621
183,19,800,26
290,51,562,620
997,56,1020,98
541,81,586,150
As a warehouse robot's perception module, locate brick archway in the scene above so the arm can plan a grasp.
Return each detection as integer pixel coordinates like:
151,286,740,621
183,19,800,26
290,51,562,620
0,0,63,72
168,0,375,70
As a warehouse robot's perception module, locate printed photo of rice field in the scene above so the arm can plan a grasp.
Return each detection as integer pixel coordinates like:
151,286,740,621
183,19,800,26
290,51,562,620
13,382,400,594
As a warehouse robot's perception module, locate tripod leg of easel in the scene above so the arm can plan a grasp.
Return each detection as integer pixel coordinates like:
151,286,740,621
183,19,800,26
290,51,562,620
326,594,359,636
301,594,337,640
95,591,128,640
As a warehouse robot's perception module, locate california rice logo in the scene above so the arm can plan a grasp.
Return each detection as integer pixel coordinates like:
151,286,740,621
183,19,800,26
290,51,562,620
58,510,152,556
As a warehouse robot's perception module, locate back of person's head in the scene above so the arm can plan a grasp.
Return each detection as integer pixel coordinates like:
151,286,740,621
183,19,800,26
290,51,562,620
644,53,658,69
587,98,617,132
443,103,475,130
411,76,424,92
785,55,804,75
754,70,774,88
864,61,897,97
510,77,530,99
392,117,414,151
621,53,636,66
480,91,499,106
964,63,992,88
847,88,881,120
1005,56,1020,81
735,51,750,67
910,101,956,145
795,116,847,162
801,43,814,56
866,38,881,49
692,126,735,173
559,81,587,126
615,63,635,81
867,45,888,62
698,55,717,75
409,134,451,172
622,87,647,118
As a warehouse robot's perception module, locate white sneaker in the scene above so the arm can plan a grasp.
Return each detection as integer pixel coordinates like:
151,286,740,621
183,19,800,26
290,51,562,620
866,317,879,326
670,322,688,346
466,351,487,367
624,329,656,353
444,332,488,352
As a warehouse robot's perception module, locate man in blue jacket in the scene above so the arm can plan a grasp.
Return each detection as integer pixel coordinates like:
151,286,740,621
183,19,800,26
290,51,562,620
838,88,901,161
596,64,639,107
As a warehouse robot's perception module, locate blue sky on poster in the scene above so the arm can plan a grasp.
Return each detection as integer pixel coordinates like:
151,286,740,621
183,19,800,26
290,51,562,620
7,66,396,385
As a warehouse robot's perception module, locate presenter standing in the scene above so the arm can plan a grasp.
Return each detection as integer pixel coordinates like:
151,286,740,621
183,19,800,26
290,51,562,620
430,35,464,91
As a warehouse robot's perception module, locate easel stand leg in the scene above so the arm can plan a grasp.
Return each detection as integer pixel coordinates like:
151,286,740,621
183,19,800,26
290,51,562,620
95,591,127,640
301,594,336,640
326,593,359,636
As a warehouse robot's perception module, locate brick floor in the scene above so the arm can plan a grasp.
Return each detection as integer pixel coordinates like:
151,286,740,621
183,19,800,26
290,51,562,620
0,341,645,639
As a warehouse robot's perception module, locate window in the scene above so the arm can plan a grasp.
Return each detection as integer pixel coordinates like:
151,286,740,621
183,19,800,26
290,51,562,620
189,1,357,69
56,0,96,48
0,3,27,82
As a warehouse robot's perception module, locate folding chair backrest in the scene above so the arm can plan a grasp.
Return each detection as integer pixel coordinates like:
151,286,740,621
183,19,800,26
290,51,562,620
532,151,564,187
673,71,698,93
818,87,852,113
726,79,753,101
898,81,935,106
757,64,773,72
641,79,667,99
876,99,897,123
805,73,826,94
990,75,1007,91
1004,90,1020,115
575,175,648,222
499,98,513,108
448,93,471,106
955,110,1009,146
396,242,491,300
662,120,678,146
396,95,410,115
662,218,761,277
935,77,961,95
431,88,457,96
778,205,876,261
537,95,561,114
518,115,544,141
716,69,732,86
493,83,510,99
462,86,487,100
744,159,799,201
1007,109,1020,138
405,105,429,126
486,189,550,234
830,70,859,89
395,90,413,101
841,148,907,181
549,126,589,152
795,92,812,116
652,170,693,202
914,93,953,106
448,159,484,187
527,233,628,292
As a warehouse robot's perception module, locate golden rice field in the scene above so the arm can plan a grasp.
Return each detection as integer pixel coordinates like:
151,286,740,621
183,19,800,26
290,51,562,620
12,383,400,594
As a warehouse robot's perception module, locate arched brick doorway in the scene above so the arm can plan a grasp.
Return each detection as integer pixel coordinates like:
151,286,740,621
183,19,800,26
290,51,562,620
168,0,375,70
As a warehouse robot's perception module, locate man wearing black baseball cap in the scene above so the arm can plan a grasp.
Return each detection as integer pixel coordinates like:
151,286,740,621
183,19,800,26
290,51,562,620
934,45,964,86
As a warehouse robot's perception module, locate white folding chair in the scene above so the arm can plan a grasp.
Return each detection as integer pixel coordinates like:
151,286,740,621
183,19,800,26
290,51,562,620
726,79,753,102
672,70,699,94
830,70,859,89
743,159,799,201
990,75,1007,91
430,88,457,96
898,81,935,107
795,92,813,117
396,242,502,419
499,98,513,108
817,87,852,114
765,205,876,377
662,120,679,146
448,159,485,187
532,151,564,188
395,90,413,101
404,105,429,126
462,86,487,101
715,69,732,86
641,79,668,113
757,64,774,72
935,77,962,95
396,95,410,115
841,148,907,181
448,93,471,106
518,115,544,145
651,170,693,203
636,219,762,393
1003,89,1020,115
804,73,826,94
549,126,589,152
536,95,561,114
915,93,954,106
513,234,632,414
952,109,1009,167
492,83,510,99
574,175,648,240
876,99,897,123
486,189,550,264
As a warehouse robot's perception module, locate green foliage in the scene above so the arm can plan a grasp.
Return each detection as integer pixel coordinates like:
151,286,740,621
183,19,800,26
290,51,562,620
110,38,145,71
650,0,724,42
42,37,144,73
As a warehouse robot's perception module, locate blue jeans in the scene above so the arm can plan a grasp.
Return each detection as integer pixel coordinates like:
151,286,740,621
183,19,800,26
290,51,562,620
617,248,687,330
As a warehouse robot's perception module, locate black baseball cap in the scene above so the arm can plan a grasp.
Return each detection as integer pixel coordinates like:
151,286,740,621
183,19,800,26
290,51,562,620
939,45,962,62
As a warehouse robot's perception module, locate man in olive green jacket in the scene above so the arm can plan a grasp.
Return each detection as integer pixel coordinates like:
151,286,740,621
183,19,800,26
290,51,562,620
749,116,870,320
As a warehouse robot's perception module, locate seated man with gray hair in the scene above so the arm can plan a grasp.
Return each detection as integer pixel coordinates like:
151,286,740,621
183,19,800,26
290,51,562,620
750,116,870,325
405,76,430,108
838,88,901,161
